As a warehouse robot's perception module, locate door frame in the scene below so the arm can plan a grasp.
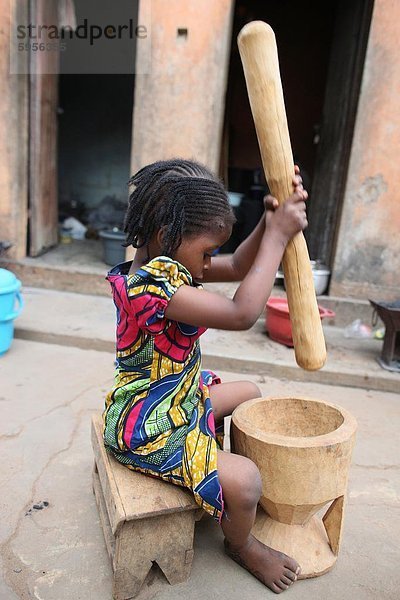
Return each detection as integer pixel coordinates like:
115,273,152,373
306,0,374,268
28,0,59,257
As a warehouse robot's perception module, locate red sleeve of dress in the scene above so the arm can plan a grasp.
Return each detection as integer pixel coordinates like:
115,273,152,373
127,257,191,336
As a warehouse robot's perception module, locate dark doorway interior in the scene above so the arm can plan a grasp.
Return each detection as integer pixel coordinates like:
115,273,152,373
221,0,373,271
57,73,134,233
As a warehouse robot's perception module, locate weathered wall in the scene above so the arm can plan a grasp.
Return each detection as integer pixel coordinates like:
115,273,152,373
130,0,234,176
0,1,28,260
330,0,400,300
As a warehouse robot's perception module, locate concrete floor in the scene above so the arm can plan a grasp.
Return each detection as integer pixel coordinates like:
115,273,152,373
1,338,399,600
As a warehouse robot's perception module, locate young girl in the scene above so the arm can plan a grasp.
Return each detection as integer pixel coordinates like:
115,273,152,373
103,158,308,594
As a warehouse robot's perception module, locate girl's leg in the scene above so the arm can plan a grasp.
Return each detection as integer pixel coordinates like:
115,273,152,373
209,381,261,423
218,449,300,594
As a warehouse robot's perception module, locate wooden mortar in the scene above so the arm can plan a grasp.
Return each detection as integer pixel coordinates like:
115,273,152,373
231,397,357,578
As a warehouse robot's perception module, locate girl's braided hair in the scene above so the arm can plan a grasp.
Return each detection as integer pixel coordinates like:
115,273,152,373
123,158,235,256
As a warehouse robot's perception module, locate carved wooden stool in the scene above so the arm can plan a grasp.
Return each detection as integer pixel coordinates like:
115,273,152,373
91,414,203,599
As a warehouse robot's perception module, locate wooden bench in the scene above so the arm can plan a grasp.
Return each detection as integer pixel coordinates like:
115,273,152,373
91,414,203,600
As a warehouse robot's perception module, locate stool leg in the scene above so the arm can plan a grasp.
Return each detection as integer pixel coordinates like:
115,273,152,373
113,522,153,600
381,330,395,365
92,465,116,565
150,512,197,585
112,511,197,599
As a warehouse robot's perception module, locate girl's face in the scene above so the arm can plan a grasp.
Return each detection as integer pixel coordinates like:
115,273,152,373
172,227,232,283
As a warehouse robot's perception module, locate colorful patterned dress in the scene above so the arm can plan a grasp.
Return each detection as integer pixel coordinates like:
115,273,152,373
103,256,224,522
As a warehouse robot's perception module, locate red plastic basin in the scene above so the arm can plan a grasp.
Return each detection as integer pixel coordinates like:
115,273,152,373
265,297,335,347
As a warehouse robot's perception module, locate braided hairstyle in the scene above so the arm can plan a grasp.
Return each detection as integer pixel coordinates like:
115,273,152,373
123,158,235,257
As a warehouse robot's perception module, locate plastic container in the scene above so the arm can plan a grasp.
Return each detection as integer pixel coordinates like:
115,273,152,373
265,297,335,347
0,268,24,355
99,229,126,266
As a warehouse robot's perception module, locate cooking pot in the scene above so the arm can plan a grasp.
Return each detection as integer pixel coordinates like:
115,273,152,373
310,261,331,295
265,297,335,347
275,261,331,296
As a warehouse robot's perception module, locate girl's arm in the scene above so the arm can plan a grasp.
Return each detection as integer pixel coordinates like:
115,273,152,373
165,186,307,331
203,167,301,283
202,202,272,283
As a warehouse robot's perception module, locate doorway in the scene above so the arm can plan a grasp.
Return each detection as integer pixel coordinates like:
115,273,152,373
28,0,137,262
57,74,134,239
220,0,373,271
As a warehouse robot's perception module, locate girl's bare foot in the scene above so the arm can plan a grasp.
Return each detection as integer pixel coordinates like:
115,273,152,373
224,535,301,594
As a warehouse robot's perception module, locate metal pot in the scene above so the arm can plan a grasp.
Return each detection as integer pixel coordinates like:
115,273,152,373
275,261,331,296
311,261,331,296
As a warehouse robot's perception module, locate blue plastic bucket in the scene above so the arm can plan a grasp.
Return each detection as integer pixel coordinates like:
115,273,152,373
0,268,24,355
